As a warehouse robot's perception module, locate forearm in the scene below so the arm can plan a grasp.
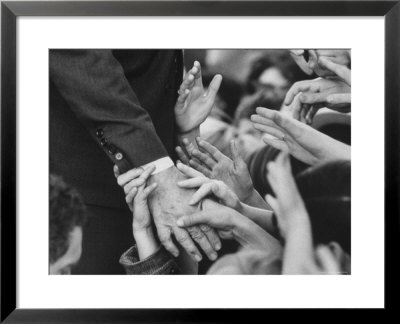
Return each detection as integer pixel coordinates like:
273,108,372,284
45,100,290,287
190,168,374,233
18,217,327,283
282,215,315,274
243,189,271,210
241,203,278,236
133,227,159,260
325,140,351,162
233,214,282,252
177,128,200,151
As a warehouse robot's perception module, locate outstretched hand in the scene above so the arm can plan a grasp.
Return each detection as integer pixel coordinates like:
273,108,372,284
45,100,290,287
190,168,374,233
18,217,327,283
282,77,351,123
177,199,282,251
176,162,242,212
264,152,308,238
175,61,223,134
251,107,351,166
176,138,255,202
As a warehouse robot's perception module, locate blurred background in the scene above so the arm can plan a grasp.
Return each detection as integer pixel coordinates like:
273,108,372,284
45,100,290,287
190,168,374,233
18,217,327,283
182,49,351,273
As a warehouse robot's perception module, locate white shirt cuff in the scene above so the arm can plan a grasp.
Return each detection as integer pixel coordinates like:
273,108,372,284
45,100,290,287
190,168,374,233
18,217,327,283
141,157,174,175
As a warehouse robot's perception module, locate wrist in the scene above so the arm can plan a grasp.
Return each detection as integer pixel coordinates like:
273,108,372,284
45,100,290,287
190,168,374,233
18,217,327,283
177,128,200,146
133,226,154,239
284,212,311,235
242,188,259,205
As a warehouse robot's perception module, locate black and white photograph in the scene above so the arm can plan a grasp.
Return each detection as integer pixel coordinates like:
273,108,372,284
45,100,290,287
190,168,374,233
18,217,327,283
49,49,351,275
3,1,396,316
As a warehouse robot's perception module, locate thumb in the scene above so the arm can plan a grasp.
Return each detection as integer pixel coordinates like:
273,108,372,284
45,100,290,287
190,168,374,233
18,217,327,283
176,211,210,227
326,93,351,106
205,74,223,103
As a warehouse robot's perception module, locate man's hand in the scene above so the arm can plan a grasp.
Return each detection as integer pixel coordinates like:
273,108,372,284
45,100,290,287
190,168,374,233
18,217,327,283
175,61,223,134
147,165,221,262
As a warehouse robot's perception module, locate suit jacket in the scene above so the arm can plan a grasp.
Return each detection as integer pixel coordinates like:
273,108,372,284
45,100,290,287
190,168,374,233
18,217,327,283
50,50,183,208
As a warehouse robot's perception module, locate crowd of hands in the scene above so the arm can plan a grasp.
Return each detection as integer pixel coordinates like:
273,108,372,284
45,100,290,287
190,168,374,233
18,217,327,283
115,50,351,274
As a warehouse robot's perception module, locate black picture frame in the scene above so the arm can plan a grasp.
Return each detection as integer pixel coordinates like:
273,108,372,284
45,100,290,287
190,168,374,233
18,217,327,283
1,0,399,322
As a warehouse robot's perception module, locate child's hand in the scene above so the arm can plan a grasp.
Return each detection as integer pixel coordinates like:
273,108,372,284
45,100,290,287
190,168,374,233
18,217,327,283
120,165,159,260
265,152,309,238
175,61,222,134
116,165,156,212
131,182,158,233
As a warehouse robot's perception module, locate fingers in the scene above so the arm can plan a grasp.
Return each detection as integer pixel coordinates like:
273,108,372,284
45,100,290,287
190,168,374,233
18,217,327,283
307,49,319,71
191,148,217,169
250,114,285,133
315,245,341,274
175,146,190,165
176,211,211,227
157,226,180,258
205,74,223,104
189,159,213,178
140,182,158,200
265,194,279,215
175,89,190,111
188,182,215,205
187,225,217,261
289,49,305,56
299,92,328,105
256,107,299,135
318,56,351,86
122,165,156,194
196,137,224,162
192,61,203,88
182,138,196,156
199,224,222,252
117,167,144,187
177,177,210,190
262,135,289,152
176,161,205,178
289,52,314,76
172,227,202,262
305,106,318,125
125,187,138,211
253,122,285,139
113,165,120,178
326,93,351,107
179,72,195,95
284,82,311,106
300,103,310,124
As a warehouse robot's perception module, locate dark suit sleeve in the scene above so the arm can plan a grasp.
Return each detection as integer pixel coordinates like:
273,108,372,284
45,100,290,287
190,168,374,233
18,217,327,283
49,49,168,174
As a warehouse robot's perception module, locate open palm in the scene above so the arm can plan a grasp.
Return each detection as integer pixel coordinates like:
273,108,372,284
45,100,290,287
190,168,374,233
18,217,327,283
175,61,222,133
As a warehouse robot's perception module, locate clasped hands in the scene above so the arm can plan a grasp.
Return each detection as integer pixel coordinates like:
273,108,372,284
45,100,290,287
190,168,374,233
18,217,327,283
115,62,225,264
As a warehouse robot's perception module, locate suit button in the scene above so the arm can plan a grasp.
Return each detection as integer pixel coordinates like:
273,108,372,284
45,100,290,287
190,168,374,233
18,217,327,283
96,129,104,138
115,152,123,161
108,144,117,155
100,138,108,146
170,268,176,274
